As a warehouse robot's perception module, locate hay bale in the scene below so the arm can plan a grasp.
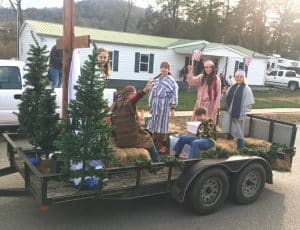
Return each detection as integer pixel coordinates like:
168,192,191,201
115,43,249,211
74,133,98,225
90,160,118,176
169,123,185,134
272,158,291,172
216,139,237,153
244,137,272,151
110,139,151,166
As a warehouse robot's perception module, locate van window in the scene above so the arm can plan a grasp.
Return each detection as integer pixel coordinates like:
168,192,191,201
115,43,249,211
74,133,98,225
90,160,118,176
269,71,277,76
286,71,296,77
0,66,22,89
278,71,284,77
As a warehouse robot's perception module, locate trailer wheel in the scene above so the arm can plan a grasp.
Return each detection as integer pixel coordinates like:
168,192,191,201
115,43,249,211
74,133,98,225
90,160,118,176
187,168,229,215
232,163,266,204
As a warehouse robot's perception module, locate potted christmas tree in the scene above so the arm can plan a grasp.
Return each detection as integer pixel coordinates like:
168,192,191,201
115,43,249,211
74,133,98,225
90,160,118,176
18,34,59,166
56,44,114,188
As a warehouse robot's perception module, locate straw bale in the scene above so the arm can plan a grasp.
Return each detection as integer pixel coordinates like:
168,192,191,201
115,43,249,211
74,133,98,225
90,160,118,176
110,139,151,166
272,158,291,172
169,123,185,134
244,137,272,151
216,139,237,153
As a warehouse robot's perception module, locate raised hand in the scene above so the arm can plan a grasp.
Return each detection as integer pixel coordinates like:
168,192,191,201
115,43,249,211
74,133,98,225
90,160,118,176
187,65,194,76
143,79,153,93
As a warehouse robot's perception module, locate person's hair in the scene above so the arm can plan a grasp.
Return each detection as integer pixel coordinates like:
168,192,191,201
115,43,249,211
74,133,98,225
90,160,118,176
121,85,136,99
160,61,170,70
195,107,206,116
200,60,218,100
159,61,172,76
201,60,217,85
233,70,247,85
98,48,111,77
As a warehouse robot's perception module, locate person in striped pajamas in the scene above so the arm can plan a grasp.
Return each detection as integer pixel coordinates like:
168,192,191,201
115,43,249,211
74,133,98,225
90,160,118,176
148,61,179,153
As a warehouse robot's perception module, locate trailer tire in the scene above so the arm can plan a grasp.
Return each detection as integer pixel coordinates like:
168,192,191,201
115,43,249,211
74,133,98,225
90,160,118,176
232,163,266,204
187,168,229,215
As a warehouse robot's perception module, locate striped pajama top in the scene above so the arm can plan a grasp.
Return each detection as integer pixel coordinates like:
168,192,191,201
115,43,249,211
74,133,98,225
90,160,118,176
147,75,178,134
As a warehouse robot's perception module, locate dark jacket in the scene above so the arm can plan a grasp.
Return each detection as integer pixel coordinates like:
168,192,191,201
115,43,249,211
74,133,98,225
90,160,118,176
49,45,63,69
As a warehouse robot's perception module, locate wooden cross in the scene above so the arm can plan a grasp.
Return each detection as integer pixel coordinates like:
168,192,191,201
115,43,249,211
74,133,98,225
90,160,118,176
56,0,90,119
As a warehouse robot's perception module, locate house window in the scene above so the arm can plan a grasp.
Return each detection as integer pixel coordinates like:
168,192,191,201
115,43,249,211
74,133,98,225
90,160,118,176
108,50,119,72
234,60,245,74
134,52,154,73
140,54,149,72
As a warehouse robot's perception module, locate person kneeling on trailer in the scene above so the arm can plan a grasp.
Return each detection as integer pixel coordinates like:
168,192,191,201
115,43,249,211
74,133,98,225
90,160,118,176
111,82,160,162
172,108,217,159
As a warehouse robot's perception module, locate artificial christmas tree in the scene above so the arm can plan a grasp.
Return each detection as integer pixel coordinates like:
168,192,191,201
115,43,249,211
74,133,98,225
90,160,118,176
57,44,114,186
18,34,59,155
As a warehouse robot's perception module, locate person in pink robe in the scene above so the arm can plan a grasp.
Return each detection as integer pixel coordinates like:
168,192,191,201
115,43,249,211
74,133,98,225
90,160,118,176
187,60,221,122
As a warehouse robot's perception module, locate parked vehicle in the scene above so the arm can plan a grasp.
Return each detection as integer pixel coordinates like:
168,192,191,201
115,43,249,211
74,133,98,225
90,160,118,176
265,69,300,91
0,60,115,126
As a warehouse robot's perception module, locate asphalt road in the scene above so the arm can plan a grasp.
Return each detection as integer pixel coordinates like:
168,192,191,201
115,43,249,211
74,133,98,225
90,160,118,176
0,128,299,230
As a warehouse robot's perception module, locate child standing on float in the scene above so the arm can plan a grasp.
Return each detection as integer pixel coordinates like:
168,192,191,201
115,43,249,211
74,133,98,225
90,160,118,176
148,61,178,152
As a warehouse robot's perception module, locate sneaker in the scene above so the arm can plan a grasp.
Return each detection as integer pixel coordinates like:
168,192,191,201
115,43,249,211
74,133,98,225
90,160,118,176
159,146,168,154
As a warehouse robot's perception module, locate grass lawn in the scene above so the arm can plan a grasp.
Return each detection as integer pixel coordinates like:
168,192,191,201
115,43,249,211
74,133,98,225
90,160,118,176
135,88,300,111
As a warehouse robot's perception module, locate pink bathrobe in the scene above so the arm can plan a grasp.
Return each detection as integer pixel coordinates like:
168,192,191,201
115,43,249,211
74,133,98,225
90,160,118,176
187,74,221,122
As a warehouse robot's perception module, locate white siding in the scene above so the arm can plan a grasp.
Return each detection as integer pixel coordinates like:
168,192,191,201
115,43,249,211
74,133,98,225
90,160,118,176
22,32,186,82
247,59,267,85
19,24,44,62
19,24,266,85
216,57,226,75
225,57,266,86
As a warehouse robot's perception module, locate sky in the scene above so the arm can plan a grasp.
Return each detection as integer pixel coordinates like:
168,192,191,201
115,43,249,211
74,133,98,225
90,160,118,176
0,0,156,9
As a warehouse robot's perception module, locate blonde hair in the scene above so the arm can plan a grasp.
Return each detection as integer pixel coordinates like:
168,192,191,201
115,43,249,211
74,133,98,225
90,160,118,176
98,48,111,77
233,70,247,84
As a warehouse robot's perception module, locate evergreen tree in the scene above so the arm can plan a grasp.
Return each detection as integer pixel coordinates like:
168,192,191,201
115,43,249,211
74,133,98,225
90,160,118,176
57,43,114,183
18,33,59,153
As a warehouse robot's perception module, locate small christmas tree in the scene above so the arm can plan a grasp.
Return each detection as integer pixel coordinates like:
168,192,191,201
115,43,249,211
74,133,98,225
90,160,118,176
18,34,59,154
57,43,114,184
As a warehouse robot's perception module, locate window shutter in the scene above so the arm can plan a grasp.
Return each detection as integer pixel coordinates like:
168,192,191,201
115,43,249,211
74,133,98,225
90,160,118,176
113,50,119,71
134,52,140,72
234,61,239,75
149,53,154,73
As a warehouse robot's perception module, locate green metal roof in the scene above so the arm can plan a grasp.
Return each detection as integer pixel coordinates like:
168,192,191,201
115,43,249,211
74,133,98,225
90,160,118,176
26,20,195,49
25,20,267,58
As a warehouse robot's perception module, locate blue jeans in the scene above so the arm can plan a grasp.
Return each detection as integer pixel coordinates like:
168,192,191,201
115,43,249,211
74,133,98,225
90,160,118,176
48,67,62,88
173,135,214,159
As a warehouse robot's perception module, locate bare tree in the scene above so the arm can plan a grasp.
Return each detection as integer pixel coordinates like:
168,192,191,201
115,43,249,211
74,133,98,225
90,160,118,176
122,0,134,32
8,0,23,26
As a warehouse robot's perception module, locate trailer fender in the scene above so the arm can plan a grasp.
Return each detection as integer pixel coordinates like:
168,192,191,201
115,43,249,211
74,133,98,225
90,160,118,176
171,156,272,203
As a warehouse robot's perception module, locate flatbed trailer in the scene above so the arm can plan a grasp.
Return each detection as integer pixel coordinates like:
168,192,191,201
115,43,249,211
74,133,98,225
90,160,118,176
0,113,297,214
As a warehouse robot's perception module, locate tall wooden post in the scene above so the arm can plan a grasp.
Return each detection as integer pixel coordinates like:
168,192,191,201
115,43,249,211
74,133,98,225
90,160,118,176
57,0,90,120
62,0,74,119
